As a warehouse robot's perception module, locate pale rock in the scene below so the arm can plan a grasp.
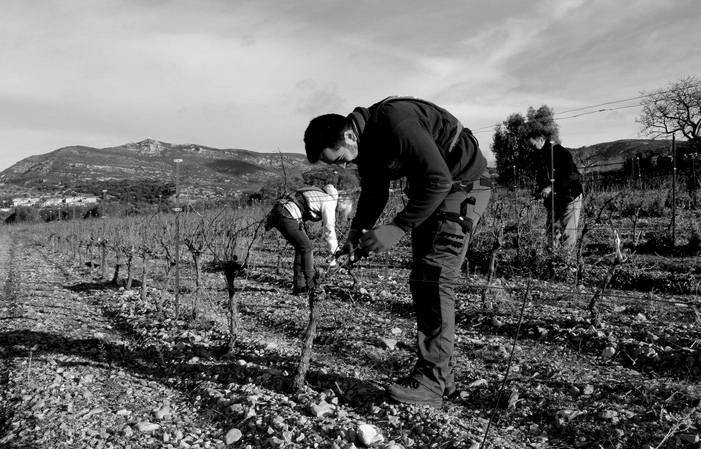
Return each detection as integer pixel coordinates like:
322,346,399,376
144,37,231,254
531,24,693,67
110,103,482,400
390,327,402,335
378,290,390,299
467,379,488,388
597,410,618,420
379,338,397,350
357,424,383,446
634,313,647,321
271,415,285,429
602,347,616,358
359,288,369,295
310,401,335,418
136,421,160,432
225,428,242,445
244,406,256,419
155,405,171,421
236,359,248,368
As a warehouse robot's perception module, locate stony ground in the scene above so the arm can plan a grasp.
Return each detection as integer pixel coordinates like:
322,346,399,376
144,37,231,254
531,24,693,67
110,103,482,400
1,228,701,449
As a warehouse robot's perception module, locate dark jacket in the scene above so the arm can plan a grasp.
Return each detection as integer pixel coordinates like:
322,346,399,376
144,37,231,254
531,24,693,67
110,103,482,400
536,140,583,203
349,97,488,232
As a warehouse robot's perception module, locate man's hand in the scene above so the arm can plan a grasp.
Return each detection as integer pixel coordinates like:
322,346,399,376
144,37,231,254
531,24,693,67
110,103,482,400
358,224,406,254
540,186,552,199
338,229,363,261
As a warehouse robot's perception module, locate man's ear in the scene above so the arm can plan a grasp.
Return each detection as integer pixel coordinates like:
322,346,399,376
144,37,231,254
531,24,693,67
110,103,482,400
344,130,357,143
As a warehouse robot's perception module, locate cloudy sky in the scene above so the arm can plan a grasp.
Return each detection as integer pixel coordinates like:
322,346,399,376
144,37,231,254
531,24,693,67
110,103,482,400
1,0,700,171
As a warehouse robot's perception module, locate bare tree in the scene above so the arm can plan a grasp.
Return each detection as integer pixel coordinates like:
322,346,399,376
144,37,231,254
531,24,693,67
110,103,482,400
637,76,701,151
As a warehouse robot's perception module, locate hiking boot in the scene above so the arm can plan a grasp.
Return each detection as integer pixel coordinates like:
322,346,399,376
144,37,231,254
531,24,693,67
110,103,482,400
387,377,442,408
444,383,456,397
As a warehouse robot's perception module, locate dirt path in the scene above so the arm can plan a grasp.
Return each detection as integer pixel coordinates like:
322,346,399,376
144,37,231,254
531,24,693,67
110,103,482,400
0,230,227,448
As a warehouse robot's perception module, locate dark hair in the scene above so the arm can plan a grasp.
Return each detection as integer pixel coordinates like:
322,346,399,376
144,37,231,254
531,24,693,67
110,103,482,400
304,114,349,163
525,129,549,140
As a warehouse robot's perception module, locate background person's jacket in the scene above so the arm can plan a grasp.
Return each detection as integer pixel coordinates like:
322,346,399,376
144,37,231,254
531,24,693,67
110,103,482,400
536,140,583,205
348,97,488,233
273,187,339,253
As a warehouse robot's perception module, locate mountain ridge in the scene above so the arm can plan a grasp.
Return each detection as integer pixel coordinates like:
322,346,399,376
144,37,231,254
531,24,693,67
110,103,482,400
1,137,687,203
0,138,312,200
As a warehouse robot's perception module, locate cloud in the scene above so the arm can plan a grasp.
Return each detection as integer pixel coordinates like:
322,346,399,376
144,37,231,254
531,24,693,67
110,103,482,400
1,0,701,171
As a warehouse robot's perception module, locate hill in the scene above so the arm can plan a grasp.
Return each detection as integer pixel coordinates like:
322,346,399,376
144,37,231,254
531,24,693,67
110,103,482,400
0,139,312,201
1,137,689,206
571,138,687,173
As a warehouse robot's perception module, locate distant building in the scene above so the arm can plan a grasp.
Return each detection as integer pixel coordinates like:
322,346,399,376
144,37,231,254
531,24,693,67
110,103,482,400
41,198,63,207
64,196,98,204
12,197,41,207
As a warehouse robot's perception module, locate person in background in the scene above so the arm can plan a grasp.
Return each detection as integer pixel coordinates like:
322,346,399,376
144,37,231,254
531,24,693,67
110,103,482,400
265,184,354,295
303,96,491,407
527,129,584,248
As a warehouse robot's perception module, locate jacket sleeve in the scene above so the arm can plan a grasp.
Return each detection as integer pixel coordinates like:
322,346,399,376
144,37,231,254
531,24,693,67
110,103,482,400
351,176,390,232
390,120,452,230
320,194,338,253
536,147,550,191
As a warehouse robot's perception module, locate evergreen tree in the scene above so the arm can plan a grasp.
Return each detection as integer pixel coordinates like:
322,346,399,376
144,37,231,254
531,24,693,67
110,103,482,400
492,105,559,186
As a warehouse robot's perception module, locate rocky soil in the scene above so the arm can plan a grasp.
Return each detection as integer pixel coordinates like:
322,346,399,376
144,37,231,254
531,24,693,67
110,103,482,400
1,228,701,449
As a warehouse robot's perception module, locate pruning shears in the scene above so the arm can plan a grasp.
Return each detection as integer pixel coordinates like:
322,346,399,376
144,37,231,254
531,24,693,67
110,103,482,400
327,229,371,276
327,248,368,276
327,253,352,276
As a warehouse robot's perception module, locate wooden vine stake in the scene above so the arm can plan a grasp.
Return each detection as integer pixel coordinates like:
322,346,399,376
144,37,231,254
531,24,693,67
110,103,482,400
588,230,627,327
481,202,504,309
292,269,326,391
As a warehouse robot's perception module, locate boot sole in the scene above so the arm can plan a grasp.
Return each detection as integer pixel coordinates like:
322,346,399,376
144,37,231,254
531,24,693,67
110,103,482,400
389,395,443,408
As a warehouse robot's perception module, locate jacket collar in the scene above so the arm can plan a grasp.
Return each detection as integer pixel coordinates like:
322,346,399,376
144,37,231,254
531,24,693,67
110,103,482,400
349,107,369,140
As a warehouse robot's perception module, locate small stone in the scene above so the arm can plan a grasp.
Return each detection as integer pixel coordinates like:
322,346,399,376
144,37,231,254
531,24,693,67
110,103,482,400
602,347,616,358
155,405,171,421
390,327,402,335
136,421,160,433
225,428,242,445
357,424,383,446
379,338,397,350
310,401,335,418
467,379,488,388
597,410,618,420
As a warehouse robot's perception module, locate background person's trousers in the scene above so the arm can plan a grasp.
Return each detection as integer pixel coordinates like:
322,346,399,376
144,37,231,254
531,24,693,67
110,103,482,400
270,204,314,290
545,194,583,248
409,178,491,394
